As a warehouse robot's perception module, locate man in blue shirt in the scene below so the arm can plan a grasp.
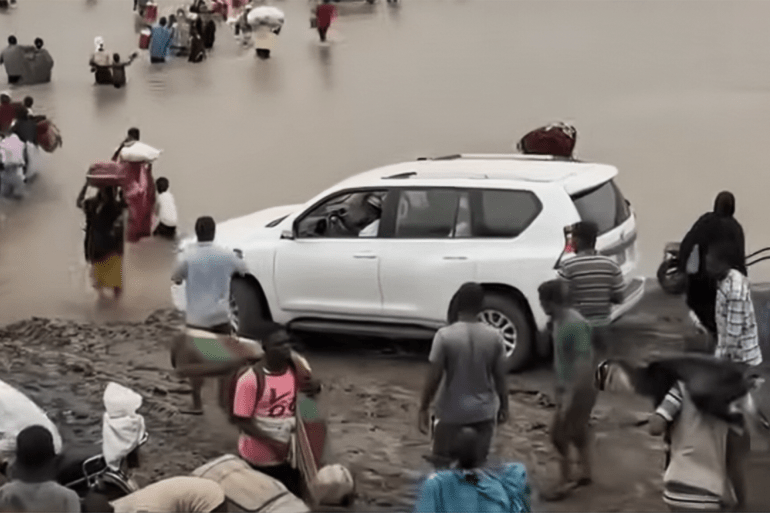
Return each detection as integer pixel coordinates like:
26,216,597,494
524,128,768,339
149,17,173,63
171,216,248,413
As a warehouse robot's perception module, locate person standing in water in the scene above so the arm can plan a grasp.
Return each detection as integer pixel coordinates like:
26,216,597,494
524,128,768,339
0,36,26,84
90,37,113,85
111,52,138,89
149,17,173,63
314,0,336,43
77,183,126,300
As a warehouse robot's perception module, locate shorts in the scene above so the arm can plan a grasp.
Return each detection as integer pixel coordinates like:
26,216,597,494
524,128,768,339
432,418,495,467
552,379,598,450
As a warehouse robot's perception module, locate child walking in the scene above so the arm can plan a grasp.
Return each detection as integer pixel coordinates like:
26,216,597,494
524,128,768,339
538,279,598,501
153,177,177,240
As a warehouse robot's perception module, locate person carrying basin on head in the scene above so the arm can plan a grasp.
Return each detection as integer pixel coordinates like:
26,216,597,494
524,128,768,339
90,37,113,85
0,426,80,513
77,182,127,300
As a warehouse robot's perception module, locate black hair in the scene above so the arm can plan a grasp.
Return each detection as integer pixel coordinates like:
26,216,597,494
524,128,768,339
714,191,736,217
113,53,121,62
34,38,43,48
156,177,169,193
454,282,484,317
8,36,16,45
159,16,167,26
538,279,569,307
453,426,481,469
127,127,140,140
23,96,32,108
195,216,216,242
573,221,598,250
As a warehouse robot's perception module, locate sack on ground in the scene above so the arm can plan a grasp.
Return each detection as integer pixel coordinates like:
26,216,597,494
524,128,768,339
191,454,310,512
311,464,355,506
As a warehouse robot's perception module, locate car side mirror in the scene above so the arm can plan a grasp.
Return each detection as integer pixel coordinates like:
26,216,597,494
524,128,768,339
281,230,294,240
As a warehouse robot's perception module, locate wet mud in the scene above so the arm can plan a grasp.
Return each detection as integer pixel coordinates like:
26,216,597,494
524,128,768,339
1,285,769,511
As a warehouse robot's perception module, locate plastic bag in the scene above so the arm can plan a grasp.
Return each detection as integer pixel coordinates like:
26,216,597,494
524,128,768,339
102,382,145,471
119,141,162,163
103,382,142,418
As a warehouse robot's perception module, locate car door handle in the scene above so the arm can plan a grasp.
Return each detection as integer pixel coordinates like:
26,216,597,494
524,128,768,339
353,254,377,259
443,256,468,261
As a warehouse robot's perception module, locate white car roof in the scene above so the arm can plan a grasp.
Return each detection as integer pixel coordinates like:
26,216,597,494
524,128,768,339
332,154,618,196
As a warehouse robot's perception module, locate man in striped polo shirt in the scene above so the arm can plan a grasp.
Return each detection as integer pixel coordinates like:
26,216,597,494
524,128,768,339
557,221,625,352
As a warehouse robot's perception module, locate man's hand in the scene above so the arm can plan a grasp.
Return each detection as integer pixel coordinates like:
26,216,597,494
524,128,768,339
497,408,509,425
418,408,430,435
648,413,667,436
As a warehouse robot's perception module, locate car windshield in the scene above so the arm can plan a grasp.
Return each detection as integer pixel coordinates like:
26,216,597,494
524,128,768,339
570,179,631,235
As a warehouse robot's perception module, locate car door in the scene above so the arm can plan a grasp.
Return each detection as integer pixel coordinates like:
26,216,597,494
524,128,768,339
378,187,476,324
273,189,388,317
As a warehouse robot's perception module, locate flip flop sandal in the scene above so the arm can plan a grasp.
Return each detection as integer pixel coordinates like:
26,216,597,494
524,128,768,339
180,409,204,415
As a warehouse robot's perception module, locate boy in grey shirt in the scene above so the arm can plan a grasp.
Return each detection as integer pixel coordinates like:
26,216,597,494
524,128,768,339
418,283,509,468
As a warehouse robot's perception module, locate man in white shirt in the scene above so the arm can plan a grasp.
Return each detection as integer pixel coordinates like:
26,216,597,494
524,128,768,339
0,132,27,199
153,176,178,239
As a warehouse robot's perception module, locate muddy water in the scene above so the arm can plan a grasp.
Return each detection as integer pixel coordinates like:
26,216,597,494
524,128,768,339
2,0,770,325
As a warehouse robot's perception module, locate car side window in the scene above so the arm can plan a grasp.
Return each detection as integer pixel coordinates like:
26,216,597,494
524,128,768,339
470,189,542,238
392,189,460,239
295,190,388,239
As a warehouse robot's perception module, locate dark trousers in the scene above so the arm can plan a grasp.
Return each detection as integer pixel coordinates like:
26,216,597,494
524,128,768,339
153,222,176,239
249,462,302,498
318,26,329,42
150,57,165,64
432,418,495,468
7,75,20,84
256,49,271,59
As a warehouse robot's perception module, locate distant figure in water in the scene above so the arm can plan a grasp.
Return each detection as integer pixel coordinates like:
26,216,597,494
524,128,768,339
188,26,206,63
90,37,113,85
0,36,26,84
0,92,16,133
314,0,336,43
77,183,126,300
26,38,54,84
111,52,138,89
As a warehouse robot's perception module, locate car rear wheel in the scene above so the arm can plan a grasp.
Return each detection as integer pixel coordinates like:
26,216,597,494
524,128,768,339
478,293,533,372
229,277,269,338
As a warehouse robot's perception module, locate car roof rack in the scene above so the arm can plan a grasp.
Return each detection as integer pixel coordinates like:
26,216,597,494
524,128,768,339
428,153,581,163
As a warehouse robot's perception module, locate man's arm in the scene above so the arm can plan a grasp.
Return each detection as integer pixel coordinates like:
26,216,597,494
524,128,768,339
493,335,509,422
715,285,744,360
418,332,445,433
650,383,683,436
171,257,188,285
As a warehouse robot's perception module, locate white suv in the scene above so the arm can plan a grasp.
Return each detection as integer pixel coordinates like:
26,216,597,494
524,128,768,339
173,153,644,370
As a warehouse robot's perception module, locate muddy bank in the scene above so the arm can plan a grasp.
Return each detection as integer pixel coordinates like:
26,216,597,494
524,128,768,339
1,286,766,512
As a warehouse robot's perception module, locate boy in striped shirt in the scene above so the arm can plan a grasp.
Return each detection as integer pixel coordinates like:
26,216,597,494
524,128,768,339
557,221,624,353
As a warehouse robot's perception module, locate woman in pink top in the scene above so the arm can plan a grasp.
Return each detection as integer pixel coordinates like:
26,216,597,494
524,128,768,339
231,324,313,497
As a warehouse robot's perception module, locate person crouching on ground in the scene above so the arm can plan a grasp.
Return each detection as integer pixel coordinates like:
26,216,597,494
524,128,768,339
0,426,80,513
82,476,227,513
649,380,738,511
414,427,531,513
418,282,509,469
230,322,320,498
153,177,177,240
538,279,598,501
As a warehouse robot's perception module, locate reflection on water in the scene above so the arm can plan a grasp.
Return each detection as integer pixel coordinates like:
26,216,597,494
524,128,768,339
2,0,770,325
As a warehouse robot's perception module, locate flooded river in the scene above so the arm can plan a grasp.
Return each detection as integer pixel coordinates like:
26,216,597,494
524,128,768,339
2,0,770,325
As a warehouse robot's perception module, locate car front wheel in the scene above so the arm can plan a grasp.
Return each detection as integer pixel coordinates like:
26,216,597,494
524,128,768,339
478,293,533,372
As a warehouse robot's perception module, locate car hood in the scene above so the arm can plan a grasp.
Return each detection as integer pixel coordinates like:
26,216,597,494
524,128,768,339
177,204,301,252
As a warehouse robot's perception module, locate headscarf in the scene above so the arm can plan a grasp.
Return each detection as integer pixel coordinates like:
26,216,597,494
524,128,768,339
94,36,105,53
714,191,735,217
